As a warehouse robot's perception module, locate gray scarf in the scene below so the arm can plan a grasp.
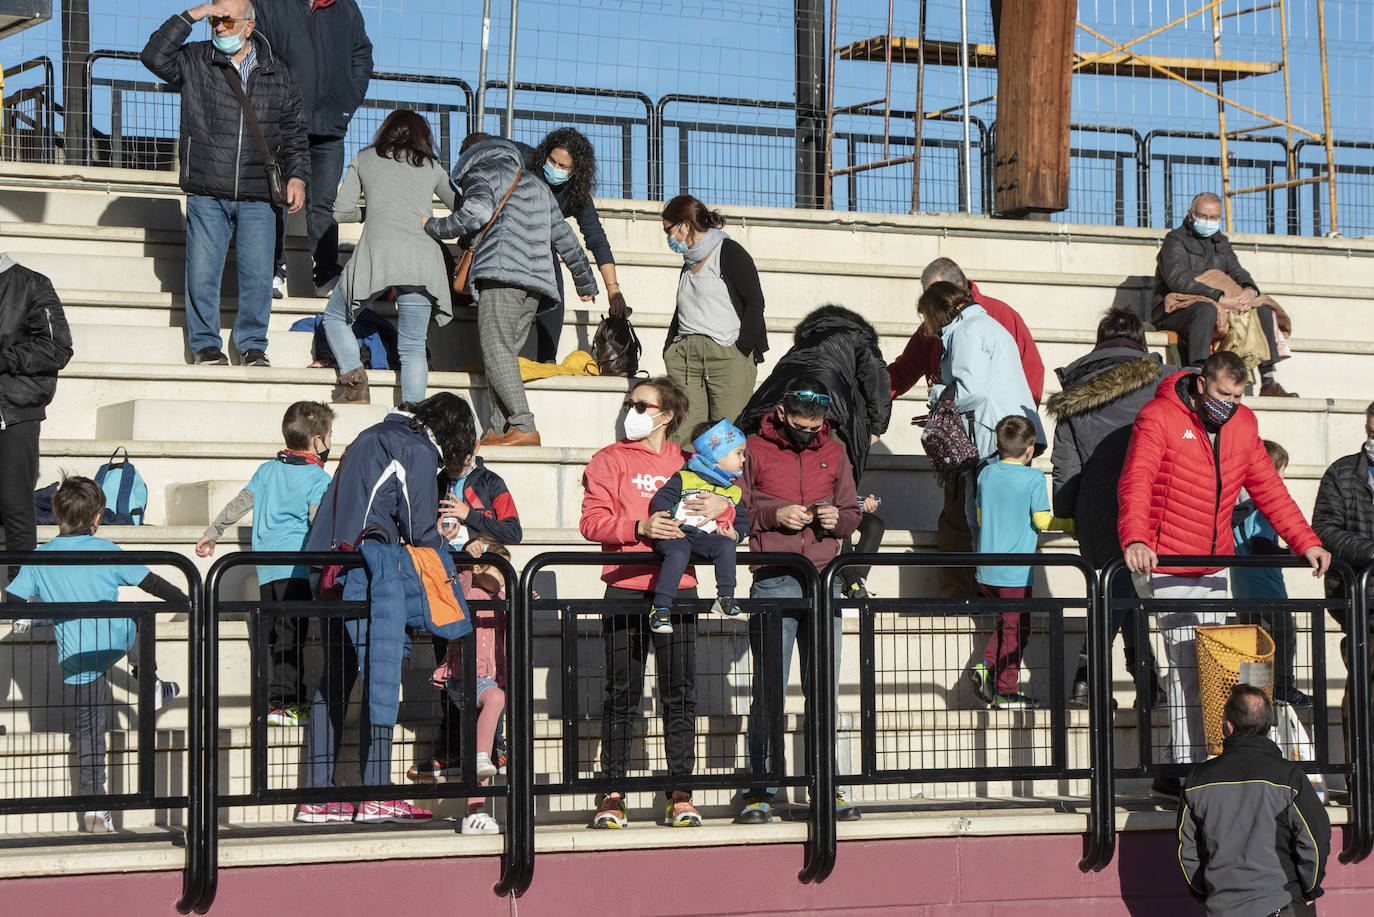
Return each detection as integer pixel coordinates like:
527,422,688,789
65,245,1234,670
682,228,729,268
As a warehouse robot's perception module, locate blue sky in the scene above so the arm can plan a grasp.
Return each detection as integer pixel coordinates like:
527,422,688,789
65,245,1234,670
2,1,1369,234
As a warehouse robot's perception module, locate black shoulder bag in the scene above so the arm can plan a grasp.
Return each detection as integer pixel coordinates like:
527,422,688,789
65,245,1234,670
222,66,288,208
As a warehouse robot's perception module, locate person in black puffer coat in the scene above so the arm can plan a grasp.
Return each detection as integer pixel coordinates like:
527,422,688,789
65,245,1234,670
736,305,892,595
1046,306,1171,708
0,254,72,578
141,3,310,367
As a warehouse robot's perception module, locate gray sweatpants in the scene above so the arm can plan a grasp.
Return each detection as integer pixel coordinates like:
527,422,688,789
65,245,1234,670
477,283,541,434
1134,571,1228,765
74,675,109,797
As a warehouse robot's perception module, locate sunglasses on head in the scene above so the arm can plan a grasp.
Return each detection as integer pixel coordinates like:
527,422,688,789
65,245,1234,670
209,15,240,28
788,389,831,407
623,399,660,414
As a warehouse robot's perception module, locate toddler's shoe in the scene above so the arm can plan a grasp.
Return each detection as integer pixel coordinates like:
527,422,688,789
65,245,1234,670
991,692,1040,710
967,661,994,705
82,810,114,833
737,794,772,824
407,757,461,782
648,605,673,634
711,596,743,617
835,792,863,821
461,810,502,835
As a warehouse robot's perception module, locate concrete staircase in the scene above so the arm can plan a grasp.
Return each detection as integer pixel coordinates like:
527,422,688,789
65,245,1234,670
0,159,1370,840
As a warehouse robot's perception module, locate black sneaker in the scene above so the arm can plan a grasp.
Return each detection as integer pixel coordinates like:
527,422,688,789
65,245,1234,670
194,346,228,365
1150,775,1182,804
1275,686,1313,707
711,596,742,617
242,349,270,367
406,757,461,782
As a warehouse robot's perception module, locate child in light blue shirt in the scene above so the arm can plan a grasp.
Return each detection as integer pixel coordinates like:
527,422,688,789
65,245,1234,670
196,401,334,726
6,476,185,833
967,416,1072,710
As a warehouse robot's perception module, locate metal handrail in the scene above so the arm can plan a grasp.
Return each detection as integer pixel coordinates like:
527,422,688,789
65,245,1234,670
198,549,520,911
515,550,828,890
1092,555,1364,872
2,55,56,163
0,551,203,914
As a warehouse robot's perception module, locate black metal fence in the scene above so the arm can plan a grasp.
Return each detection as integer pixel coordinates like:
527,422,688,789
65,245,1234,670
4,548,1373,910
6,49,1371,235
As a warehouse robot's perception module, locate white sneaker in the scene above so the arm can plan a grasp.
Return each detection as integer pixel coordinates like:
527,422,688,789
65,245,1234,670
83,811,114,833
154,679,181,711
11,619,32,635
475,752,497,781
272,274,286,299
460,810,501,835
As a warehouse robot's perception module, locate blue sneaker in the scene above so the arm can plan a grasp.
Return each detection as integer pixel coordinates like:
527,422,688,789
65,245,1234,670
737,795,772,824
712,597,743,617
967,661,993,705
649,605,673,634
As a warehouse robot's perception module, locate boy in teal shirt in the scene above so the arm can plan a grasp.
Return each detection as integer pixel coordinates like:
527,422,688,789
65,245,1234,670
6,476,184,832
196,401,334,726
967,416,1073,710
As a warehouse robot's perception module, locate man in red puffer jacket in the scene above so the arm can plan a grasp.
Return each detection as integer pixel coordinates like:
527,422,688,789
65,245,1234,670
1118,351,1329,796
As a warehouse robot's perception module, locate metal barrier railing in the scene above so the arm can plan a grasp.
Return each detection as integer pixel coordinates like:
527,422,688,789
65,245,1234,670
196,549,521,912
1,56,57,165
0,551,202,911
822,553,1097,802
1083,556,1370,872
516,551,834,889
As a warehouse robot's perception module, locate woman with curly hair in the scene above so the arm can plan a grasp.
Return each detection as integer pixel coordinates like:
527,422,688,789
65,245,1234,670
523,127,628,362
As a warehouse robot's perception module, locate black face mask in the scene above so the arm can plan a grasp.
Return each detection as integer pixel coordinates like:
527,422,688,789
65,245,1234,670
317,448,331,464
785,423,818,447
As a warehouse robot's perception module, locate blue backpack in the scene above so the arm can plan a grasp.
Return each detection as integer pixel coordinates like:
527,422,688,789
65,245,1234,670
94,447,148,525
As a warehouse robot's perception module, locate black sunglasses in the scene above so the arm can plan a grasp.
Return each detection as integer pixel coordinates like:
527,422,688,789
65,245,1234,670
788,389,831,407
623,399,661,414
662,221,681,237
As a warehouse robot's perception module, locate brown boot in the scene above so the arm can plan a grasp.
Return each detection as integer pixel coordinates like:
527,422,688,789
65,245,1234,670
333,367,370,404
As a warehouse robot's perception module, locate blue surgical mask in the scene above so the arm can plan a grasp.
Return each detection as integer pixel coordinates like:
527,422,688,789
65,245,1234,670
1192,217,1220,238
667,235,689,255
543,161,570,185
213,31,245,54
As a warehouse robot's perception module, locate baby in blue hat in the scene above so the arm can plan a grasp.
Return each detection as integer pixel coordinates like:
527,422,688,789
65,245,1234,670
645,418,750,634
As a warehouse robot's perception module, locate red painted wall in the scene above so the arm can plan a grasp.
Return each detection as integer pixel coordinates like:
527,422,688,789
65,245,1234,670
5,828,1371,916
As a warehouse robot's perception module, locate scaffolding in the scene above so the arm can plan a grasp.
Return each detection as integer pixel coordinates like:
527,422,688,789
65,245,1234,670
823,0,1342,233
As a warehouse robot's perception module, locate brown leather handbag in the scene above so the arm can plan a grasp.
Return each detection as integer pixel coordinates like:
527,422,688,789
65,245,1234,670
451,167,522,304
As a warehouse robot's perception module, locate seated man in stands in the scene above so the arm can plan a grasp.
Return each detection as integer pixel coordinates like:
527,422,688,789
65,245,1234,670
887,257,1043,598
1152,192,1296,397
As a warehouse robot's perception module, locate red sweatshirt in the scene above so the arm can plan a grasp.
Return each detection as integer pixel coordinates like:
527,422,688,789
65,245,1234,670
579,438,698,592
887,282,1045,405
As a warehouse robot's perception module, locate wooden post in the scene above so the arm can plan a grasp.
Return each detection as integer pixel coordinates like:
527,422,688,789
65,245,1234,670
993,0,1075,217
1210,1,1233,232
1315,0,1339,234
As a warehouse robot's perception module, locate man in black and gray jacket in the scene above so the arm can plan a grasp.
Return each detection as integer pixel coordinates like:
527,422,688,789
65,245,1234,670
141,2,310,367
0,254,72,577
1179,685,1329,916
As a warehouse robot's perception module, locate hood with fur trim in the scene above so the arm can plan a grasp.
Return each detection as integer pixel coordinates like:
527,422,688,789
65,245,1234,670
1046,349,1166,423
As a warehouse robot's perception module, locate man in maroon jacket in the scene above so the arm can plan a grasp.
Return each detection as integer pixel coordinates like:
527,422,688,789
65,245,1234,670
1119,350,1328,797
888,257,1044,598
737,379,861,825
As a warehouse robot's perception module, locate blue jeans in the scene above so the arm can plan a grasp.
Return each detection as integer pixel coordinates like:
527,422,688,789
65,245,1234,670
321,288,431,404
743,572,845,799
185,195,274,355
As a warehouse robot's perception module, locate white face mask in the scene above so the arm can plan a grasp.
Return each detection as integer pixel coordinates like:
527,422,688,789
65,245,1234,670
1364,438,1374,463
624,409,664,441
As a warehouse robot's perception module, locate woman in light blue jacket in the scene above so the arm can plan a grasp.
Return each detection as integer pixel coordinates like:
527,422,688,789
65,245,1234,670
922,281,1044,459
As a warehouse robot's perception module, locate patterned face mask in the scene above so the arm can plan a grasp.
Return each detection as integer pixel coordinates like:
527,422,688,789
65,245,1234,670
1202,395,1238,427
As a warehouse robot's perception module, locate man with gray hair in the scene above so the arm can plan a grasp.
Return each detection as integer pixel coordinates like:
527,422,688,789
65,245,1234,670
1153,191,1295,397
142,1,310,367
1178,684,1329,916
888,256,1043,597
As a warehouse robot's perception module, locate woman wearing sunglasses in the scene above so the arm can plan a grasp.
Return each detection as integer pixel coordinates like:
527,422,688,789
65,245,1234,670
660,194,767,445
579,376,720,829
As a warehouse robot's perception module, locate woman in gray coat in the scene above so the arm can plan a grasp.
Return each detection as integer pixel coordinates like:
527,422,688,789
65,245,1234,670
322,110,457,405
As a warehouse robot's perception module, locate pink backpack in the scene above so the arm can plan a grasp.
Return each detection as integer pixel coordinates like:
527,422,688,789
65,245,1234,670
920,400,979,473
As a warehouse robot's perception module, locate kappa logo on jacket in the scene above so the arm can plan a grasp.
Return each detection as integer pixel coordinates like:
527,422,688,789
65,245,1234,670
1183,429,1197,441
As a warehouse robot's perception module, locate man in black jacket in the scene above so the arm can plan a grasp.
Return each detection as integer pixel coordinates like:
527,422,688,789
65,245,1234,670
1179,685,1329,916
141,2,310,367
255,0,372,297
0,254,73,577
1152,191,1293,397
1312,403,1374,766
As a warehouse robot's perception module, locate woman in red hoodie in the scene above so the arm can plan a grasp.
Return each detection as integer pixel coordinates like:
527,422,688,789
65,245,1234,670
580,376,723,830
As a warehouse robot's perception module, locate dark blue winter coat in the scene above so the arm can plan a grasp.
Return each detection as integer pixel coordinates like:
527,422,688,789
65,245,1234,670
254,0,373,139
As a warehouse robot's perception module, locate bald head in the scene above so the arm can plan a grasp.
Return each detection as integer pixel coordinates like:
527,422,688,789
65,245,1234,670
1190,192,1222,220
1222,684,1272,738
920,257,969,293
